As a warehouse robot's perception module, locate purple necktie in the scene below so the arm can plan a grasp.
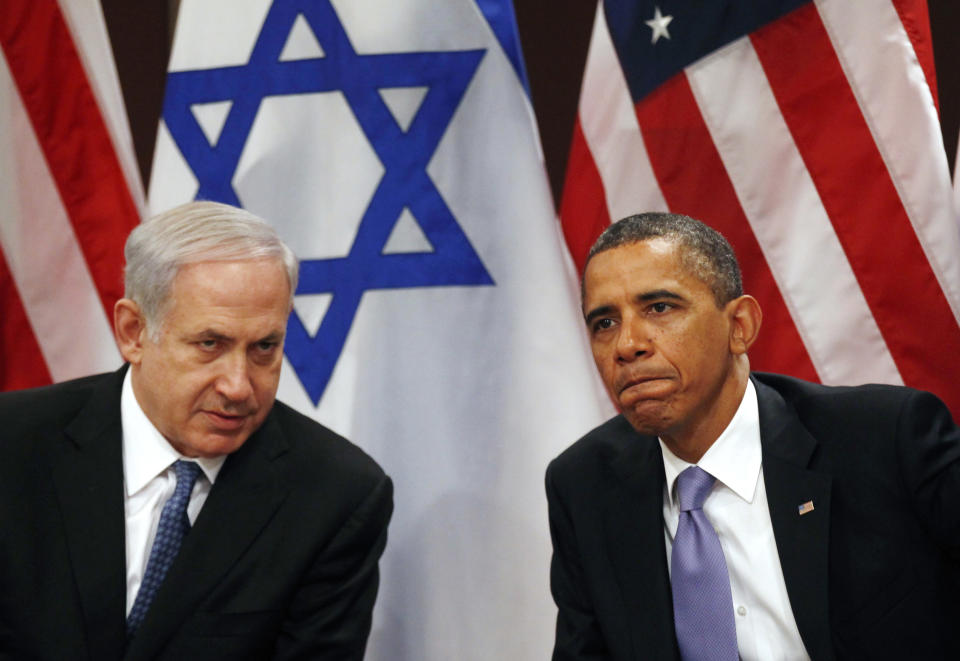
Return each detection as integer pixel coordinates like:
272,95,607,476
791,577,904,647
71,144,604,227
127,460,202,635
671,466,738,661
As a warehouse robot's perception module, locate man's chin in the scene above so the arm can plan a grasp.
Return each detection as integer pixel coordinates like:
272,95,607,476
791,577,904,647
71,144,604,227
173,429,252,458
622,403,671,437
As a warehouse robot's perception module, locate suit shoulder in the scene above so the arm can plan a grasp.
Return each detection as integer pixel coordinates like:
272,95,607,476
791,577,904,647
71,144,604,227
548,414,648,481
0,371,107,408
270,400,387,486
753,371,931,419
0,372,113,437
751,372,956,446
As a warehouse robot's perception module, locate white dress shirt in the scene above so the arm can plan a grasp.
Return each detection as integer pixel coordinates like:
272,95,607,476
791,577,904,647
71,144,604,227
120,370,226,616
660,380,810,661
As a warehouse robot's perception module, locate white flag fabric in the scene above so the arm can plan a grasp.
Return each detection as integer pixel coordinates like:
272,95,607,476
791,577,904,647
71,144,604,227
0,0,143,390
148,0,612,658
954,125,960,224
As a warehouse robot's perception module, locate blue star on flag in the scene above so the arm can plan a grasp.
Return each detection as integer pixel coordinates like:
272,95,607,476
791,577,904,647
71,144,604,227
161,0,494,404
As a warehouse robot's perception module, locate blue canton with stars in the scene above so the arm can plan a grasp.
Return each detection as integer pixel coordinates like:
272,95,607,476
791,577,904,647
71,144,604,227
603,0,809,103
162,0,493,404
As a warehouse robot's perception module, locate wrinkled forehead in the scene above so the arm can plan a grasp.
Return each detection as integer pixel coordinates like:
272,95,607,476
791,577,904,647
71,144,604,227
582,237,690,292
159,259,292,322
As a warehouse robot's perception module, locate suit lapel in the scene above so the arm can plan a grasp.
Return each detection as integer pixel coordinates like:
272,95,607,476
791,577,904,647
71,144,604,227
601,430,679,660
49,369,128,661
755,377,834,661
124,412,290,660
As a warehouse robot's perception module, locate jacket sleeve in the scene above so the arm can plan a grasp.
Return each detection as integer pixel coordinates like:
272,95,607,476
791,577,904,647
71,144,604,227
546,464,614,661
272,474,393,661
896,389,960,557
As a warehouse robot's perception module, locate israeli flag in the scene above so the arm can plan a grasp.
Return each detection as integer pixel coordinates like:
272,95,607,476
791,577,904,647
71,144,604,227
149,1,611,657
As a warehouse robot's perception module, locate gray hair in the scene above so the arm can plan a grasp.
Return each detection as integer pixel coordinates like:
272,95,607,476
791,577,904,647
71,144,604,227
585,212,743,306
124,201,298,334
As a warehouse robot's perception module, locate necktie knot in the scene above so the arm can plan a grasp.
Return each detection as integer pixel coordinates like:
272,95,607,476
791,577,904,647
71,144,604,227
677,465,715,512
173,460,202,499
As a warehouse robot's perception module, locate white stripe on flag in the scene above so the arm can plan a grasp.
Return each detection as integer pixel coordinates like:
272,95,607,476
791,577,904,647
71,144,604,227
686,37,902,385
580,4,667,221
817,0,960,323
955,130,960,223
0,52,119,382
57,0,145,212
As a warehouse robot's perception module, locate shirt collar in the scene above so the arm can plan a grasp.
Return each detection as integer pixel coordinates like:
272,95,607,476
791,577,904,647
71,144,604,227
121,369,226,497
660,379,761,506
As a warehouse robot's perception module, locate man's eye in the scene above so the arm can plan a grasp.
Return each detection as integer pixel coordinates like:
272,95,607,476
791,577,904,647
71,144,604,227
650,302,672,313
198,339,218,350
256,341,278,352
593,318,615,332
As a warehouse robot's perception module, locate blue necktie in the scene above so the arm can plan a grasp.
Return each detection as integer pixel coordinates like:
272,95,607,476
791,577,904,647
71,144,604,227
127,460,202,635
671,466,739,661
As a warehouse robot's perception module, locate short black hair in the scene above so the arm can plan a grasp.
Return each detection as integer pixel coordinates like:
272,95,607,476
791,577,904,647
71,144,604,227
584,212,743,306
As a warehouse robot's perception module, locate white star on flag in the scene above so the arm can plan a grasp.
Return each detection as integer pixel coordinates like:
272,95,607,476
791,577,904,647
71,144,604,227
646,6,673,44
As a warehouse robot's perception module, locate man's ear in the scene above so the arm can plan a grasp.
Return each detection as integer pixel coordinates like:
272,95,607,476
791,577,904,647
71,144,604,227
114,298,148,365
727,295,762,356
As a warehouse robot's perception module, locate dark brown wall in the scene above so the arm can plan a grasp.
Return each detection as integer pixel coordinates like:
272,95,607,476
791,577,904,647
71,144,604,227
103,1,960,210
929,0,960,177
101,0,170,189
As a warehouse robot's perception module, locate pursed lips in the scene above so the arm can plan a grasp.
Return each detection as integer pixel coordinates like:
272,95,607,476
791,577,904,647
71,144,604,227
203,408,252,429
617,374,672,396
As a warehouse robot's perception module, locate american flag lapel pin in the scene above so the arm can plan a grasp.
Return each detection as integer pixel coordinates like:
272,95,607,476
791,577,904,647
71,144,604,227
798,500,815,516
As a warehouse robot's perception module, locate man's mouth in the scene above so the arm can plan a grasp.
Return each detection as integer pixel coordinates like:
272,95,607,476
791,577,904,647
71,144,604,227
618,375,669,395
203,410,250,430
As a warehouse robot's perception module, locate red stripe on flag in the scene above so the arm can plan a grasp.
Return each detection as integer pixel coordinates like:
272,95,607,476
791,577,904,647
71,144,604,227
0,0,139,321
634,74,820,382
0,250,52,391
752,4,960,414
560,118,613,275
890,0,938,111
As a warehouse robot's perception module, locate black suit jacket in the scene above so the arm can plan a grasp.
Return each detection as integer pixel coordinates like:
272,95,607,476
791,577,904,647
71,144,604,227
0,368,393,660
546,373,960,660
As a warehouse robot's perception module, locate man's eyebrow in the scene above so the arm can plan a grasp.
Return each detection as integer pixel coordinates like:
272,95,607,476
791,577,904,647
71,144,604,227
188,329,231,342
637,289,683,302
584,290,687,324
584,305,617,326
257,330,285,343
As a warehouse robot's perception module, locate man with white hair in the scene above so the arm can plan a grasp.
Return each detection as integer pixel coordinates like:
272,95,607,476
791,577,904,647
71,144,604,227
0,201,392,660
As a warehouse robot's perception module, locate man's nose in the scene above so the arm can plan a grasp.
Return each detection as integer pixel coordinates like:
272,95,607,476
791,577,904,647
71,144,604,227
216,354,254,402
615,316,650,363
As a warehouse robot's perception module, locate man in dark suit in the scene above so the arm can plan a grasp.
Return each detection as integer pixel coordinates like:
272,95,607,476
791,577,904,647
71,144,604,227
0,201,393,660
547,212,960,660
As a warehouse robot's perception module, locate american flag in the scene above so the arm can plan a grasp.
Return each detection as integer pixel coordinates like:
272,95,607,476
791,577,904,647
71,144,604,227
561,0,960,417
0,0,142,390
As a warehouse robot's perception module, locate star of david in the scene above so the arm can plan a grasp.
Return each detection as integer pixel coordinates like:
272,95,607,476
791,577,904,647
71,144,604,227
161,0,493,404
